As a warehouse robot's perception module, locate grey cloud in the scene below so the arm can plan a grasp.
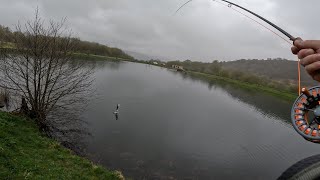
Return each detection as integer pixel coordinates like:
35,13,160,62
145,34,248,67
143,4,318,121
0,0,316,61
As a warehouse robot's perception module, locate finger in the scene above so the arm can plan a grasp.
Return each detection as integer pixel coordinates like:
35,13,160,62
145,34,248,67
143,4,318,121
293,37,303,48
305,61,320,77
298,49,315,59
295,39,320,50
301,54,320,67
291,46,300,55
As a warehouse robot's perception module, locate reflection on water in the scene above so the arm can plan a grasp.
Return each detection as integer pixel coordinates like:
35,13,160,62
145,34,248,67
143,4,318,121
71,58,124,71
114,113,119,120
80,61,320,180
171,71,293,123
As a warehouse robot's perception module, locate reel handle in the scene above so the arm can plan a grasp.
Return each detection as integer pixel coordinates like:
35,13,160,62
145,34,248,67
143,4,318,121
302,87,311,97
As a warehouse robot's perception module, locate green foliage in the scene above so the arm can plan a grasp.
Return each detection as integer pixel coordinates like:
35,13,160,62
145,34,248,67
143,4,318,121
72,39,133,60
0,25,13,42
221,59,315,86
72,52,126,61
166,59,300,94
0,112,123,179
0,25,133,60
189,72,296,101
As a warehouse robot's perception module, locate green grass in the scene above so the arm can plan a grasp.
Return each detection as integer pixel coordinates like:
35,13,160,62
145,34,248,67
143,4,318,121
0,42,131,62
0,42,15,49
0,111,123,180
71,52,131,61
188,71,297,101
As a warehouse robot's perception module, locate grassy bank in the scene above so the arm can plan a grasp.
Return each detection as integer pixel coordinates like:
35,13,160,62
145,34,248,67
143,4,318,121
188,71,297,101
0,42,15,49
71,52,131,61
0,111,123,179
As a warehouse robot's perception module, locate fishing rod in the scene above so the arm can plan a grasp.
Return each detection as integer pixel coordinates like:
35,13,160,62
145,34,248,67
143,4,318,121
175,0,320,142
219,0,296,41
175,0,297,42
175,0,193,15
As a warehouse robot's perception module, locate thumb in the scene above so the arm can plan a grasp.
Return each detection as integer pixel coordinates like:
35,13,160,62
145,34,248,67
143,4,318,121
293,37,303,48
294,38,320,51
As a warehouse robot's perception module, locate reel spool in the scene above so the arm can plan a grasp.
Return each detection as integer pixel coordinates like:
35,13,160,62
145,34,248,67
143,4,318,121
291,86,320,141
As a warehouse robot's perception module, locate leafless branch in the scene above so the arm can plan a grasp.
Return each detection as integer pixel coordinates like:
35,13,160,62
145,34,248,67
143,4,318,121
0,9,92,144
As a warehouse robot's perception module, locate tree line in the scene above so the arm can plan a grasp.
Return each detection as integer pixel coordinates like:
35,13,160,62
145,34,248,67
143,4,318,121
165,59,301,93
0,25,133,60
220,58,315,86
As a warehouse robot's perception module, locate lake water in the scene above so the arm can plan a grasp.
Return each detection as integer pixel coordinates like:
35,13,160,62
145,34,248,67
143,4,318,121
81,61,320,179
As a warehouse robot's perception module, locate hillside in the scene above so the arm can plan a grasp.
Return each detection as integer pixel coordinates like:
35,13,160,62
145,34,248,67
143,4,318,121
221,59,317,86
0,25,133,60
165,58,320,94
125,50,169,61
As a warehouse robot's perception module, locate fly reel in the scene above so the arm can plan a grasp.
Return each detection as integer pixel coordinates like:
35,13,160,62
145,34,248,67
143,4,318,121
292,86,320,141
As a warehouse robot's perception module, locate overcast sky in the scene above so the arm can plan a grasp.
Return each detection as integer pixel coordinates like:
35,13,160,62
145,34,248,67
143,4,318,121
0,0,319,61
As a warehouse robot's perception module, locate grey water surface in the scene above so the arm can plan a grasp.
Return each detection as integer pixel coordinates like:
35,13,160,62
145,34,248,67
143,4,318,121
81,61,320,180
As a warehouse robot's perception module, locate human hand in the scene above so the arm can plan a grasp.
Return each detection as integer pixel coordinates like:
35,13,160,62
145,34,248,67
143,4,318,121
292,38,320,82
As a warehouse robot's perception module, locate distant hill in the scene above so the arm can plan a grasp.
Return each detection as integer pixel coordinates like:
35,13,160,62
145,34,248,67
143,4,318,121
221,59,317,86
166,58,318,93
125,50,169,61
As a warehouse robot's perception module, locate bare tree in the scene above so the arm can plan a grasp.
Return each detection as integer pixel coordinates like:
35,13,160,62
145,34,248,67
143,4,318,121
0,10,92,136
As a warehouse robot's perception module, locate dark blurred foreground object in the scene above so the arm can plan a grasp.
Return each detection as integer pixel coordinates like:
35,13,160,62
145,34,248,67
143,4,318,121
278,154,320,180
0,90,9,109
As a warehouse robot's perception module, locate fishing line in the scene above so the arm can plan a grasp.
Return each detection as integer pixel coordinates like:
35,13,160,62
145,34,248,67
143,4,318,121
174,0,320,142
175,0,294,42
175,0,301,95
220,0,295,41
213,0,292,45
211,0,301,95
174,0,193,15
